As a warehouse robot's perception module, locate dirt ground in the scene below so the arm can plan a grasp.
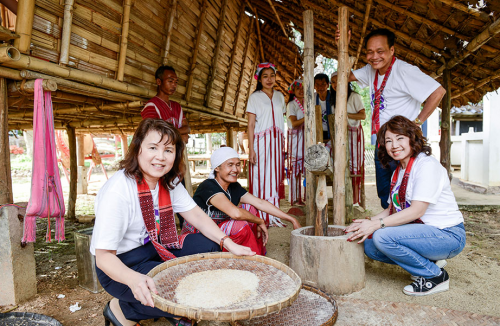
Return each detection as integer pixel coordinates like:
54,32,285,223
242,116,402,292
2,172,500,325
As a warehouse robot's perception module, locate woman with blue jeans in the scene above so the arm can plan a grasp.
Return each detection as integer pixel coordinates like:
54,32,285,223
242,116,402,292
345,115,466,296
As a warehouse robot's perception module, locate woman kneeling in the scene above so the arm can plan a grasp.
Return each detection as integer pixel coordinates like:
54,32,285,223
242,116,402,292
345,115,466,296
90,119,253,326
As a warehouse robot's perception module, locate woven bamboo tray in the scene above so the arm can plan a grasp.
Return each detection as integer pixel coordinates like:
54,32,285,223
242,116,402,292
147,252,302,322
237,284,338,326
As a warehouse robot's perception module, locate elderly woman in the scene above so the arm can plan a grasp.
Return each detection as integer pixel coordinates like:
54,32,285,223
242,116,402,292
90,119,254,326
182,147,301,256
345,115,465,296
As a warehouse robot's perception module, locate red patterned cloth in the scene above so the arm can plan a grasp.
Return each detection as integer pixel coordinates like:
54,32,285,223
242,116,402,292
141,96,184,128
371,56,396,135
137,179,188,261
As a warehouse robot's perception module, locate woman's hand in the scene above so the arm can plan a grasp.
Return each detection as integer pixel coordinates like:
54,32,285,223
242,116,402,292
224,239,256,256
257,222,269,246
249,149,257,165
126,272,159,308
291,219,302,230
345,219,380,244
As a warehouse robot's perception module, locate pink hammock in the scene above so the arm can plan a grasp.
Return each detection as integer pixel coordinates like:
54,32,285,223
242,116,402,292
22,79,65,243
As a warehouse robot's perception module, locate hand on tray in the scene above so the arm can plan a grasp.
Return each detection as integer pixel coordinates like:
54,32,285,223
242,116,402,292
127,272,159,308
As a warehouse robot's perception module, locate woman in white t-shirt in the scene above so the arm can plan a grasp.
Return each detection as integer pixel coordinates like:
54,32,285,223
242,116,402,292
345,115,465,297
331,72,366,206
247,62,286,226
286,79,305,205
91,119,254,326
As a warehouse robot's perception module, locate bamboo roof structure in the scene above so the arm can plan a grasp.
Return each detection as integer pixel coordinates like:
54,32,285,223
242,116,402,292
1,0,499,133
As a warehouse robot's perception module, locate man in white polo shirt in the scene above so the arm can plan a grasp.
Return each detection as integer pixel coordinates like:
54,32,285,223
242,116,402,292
338,28,446,208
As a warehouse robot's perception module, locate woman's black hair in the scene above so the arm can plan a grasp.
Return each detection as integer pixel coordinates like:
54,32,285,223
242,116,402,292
288,93,296,104
330,81,354,108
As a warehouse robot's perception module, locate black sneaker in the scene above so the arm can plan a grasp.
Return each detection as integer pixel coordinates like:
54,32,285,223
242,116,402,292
403,268,450,296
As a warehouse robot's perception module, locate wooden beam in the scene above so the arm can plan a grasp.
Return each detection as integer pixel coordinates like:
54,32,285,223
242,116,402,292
221,5,246,113
185,0,208,102
254,9,265,62
303,9,316,227
205,0,229,108
434,0,490,21
433,17,500,78
77,134,85,166
13,0,35,53
66,125,77,220
233,23,255,116
116,0,132,81
440,68,452,180
241,44,259,118
162,0,177,65
0,78,12,204
452,69,500,99
265,0,288,38
333,6,350,226
8,79,57,95
354,0,372,70
59,0,75,65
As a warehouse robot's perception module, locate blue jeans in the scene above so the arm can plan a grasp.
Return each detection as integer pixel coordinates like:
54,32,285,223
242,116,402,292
374,146,398,209
364,223,466,278
96,234,220,322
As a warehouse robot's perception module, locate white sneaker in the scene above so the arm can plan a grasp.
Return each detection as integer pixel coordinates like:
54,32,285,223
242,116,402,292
410,260,447,281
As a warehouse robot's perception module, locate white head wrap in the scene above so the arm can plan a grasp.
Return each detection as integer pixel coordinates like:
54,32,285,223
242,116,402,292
331,71,338,79
208,147,240,179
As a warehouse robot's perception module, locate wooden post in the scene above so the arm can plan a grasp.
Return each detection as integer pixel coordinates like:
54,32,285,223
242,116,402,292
59,0,75,65
304,144,332,236
205,0,229,108
185,0,208,102
116,0,132,81
440,68,452,180
76,134,85,166
121,134,128,158
0,78,12,204
66,125,77,220
333,6,349,226
303,10,316,226
13,0,35,53
315,105,323,143
226,127,236,149
162,0,177,65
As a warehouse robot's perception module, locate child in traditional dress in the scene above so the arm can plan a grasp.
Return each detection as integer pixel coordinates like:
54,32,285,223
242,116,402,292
286,79,305,206
330,72,366,206
247,62,286,227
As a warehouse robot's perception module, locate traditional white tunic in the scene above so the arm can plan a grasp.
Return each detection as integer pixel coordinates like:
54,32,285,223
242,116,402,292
345,93,365,205
247,90,286,226
287,99,305,205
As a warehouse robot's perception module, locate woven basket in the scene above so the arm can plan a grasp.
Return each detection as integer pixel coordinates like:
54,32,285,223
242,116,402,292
147,252,302,322
237,284,338,325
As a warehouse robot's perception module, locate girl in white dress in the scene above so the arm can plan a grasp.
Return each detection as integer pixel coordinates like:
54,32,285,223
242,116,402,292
247,63,286,227
286,79,305,206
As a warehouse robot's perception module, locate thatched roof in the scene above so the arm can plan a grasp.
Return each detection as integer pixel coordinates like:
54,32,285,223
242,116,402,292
2,0,500,134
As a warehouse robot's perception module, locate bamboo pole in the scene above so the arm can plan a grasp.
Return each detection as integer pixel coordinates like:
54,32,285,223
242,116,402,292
432,17,500,78
13,0,35,53
353,0,372,70
185,0,208,102
265,0,288,38
0,51,156,98
116,0,132,81
18,70,146,102
59,0,75,65
221,5,246,113
440,68,452,180
0,78,12,204
205,0,229,108
8,79,58,94
162,0,177,65
333,6,349,226
254,9,265,62
232,23,254,116
66,125,77,220
303,9,316,227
